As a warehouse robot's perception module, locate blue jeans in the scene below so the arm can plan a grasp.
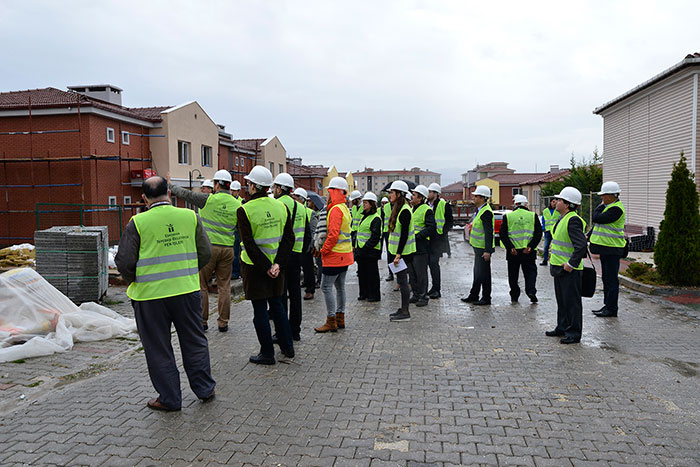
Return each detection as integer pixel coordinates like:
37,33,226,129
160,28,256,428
252,296,293,358
321,270,347,318
542,231,553,261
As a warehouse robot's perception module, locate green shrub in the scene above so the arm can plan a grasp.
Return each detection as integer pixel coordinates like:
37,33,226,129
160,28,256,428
625,262,652,279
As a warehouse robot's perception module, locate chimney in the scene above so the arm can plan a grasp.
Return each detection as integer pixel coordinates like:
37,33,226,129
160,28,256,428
67,84,123,106
550,164,560,173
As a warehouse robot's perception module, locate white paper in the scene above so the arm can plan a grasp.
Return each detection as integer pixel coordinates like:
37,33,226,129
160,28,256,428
388,258,408,274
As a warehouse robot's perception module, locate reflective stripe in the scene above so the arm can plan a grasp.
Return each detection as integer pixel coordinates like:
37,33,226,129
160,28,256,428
135,267,200,283
592,230,625,239
255,235,283,244
509,235,532,242
293,227,305,233
337,238,351,244
203,226,235,236
199,216,236,229
136,252,197,268
551,238,573,248
549,248,571,257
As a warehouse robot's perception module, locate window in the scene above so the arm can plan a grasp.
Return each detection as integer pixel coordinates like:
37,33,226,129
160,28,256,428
512,187,522,196
279,163,283,175
235,156,239,166
108,196,117,210
106,128,115,143
201,145,212,167
415,175,420,184
269,162,274,175
178,141,190,165
121,131,130,145
123,196,132,205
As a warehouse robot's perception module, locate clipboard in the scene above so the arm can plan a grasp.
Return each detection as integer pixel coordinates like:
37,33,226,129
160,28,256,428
388,258,408,274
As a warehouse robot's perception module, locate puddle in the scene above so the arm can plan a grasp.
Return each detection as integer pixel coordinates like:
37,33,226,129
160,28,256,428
658,358,698,377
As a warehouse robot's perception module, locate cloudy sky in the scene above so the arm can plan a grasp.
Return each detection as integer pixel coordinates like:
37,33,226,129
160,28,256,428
2,1,699,184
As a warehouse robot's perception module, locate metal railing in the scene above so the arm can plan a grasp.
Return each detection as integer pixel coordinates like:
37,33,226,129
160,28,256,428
35,203,139,243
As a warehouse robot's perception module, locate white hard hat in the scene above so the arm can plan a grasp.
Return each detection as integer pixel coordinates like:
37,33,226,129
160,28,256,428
598,181,621,195
326,177,349,192
201,179,214,188
293,187,308,200
513,194,528,205
213,169,232,183
473,185,491,198
349,190,362,201
412,184,429,199
381,197,389,203
245,165,273,187
389,180,410,194
231,180,241,190
273,172,295,189
428,183,442,194
556,186,582,205
362,192,378,202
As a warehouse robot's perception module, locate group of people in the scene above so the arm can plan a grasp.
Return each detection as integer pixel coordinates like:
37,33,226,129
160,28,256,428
462,182,626,345
115,165,625,411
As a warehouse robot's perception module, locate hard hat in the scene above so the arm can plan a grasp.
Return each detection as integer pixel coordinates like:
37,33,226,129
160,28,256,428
389,180,410,194
381,197,389,203
213,169,232,183
201,179,214,188
428,183,442,194
362,192,378,202
513,194,528,205
293,187,308,200
556,186,582,205
244,165,273,187
412,184,429,199
326,177,349,191
597,181,621,195
473,185,491,198
273,172,294,189
349,190,362,201
231,180,241,190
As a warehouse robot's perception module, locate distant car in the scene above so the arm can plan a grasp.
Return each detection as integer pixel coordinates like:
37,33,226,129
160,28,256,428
463,209,512,246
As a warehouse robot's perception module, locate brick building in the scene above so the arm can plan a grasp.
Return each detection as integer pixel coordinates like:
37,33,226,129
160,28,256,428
352,167,441,196
440,181,464,202
287,157,328,194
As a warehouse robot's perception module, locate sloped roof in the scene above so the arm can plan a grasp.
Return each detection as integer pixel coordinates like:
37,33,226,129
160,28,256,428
441,182,464,193
288,160,328,177
233,139,266,151
489,173,545,185
353,168,440,176
521,169,571,185
130,106,171,120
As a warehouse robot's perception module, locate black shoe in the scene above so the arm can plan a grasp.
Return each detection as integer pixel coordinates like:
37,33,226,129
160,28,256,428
527,294,538,303
200,390,216,403
511,297,519,303
473,299,491,306
540,260,548,266
271,334,278,344
203,323,208,331
595,310,618,318
390,311,411,322
560,336,581,344
409,295,418,304
358,296,366,301
461,295,478,303
292,334,301,342
416,298,429,307
428,291,441,299
367,297,380,302
218,325,228,332
389,309,403,318
592,305,608,314
385,274,394,282
280,348,295,358
545,330,564,337
249,353,275,365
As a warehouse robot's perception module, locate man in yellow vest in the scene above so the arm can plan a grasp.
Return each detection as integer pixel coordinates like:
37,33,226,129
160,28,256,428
540,197,560,266
273,172,307,341
589,181,626,318
115,176,215,411
169,170,241,332
545,187,588,344
463,185,494,306
500,195,542,303
427,182,453,299
238,166,296,364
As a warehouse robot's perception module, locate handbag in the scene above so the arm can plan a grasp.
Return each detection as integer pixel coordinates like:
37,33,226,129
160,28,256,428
581,251,597,298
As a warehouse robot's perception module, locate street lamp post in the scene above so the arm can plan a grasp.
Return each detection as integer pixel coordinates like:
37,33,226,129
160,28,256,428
189,169,203,190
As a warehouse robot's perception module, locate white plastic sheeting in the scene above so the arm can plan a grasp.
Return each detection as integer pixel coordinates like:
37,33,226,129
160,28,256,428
0,268,136,363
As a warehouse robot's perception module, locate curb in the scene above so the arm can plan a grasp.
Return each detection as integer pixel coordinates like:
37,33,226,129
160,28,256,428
619,275,676,296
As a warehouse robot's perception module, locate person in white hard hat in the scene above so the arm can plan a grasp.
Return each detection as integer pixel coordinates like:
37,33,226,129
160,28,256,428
589,181,626,318
354,192,383,302
239,165,295,364
426,183,453,298
380,196,394,282
293,187,318,300
408,185,435,307
273,173,308,342
462,185,494,306
200,179,214,195
499,194,542,304
545,186,587,344
386,180,416,322
168,169,241,332
540,197,560,266
349,190,363,247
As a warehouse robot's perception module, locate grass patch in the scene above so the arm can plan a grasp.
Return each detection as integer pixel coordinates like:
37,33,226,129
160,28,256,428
10,359,25,364
23,381,41,388
622,262,667,285
103,298,124,305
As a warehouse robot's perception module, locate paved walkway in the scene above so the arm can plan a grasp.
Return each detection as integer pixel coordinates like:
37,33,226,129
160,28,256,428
2,232,700,466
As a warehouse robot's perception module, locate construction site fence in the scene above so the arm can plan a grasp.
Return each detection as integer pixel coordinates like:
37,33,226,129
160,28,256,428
35,203,140,245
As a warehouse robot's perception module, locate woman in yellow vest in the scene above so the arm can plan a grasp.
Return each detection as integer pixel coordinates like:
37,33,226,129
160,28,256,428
315,177,354,333
386,181,416,322
409,185,436,307
354,192,383,302
545,187,588,344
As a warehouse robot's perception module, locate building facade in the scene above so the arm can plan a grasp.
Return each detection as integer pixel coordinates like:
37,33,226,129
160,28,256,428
352,167,440,196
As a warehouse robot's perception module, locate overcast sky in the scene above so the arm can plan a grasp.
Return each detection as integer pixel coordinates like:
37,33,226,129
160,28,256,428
2,1,700,184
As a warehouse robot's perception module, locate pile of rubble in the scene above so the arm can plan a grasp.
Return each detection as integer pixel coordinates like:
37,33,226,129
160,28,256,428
0,244,35,268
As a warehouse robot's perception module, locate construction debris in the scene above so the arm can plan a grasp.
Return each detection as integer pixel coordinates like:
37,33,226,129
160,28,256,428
0,244,35,268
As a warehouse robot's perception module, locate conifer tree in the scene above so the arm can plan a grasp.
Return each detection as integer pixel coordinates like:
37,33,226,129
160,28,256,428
654,153,700,286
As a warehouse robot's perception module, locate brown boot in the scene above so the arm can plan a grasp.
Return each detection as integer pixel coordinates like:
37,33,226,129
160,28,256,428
315,316,337,333
336,312,345,329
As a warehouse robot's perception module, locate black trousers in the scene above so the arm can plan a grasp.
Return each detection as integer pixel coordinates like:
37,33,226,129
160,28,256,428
356,256,380,300
301,251,316,294
283,252,302,338
384,233,392,271
396,268,410,311
253,295,293,358
553,268,583,338
408,253,429,299
428,250,441,292
507,253,537,300
469,247,491,300
133,291,216,410
600,254,621,313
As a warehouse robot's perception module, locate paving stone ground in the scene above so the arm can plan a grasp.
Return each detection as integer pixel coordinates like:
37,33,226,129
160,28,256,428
2,232,700,466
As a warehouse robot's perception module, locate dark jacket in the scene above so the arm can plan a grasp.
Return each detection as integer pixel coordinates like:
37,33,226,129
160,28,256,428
115,202,212,285
353,210,382,260
499,206,543,261
429,198,453,254
413,203,436,255
588,203,626,256
550,213,587,275
237,192,295,301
